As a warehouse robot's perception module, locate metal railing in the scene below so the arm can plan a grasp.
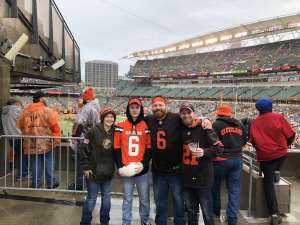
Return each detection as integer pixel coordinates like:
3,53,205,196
242,145,260,217
0,135,86,193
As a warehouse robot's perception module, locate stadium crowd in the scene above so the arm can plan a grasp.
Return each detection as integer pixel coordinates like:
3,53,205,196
101,96,300,144
129,39,300,77
9,94,300,145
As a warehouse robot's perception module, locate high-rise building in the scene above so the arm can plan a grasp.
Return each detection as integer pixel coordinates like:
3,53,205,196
85,60,118,90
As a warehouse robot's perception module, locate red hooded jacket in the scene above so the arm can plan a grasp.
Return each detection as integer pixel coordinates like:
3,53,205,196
249,112,295,161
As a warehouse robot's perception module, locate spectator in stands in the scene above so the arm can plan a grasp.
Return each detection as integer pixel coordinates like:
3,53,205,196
73,87,100,136
69,87,100,190
114,98,152,225
250,97,295,225
80,107,116,225
17,91,61,189
1,97,29,179
143,106,150,117
211,104,247,225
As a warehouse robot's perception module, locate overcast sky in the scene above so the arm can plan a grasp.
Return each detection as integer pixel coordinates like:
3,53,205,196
55,0,300,80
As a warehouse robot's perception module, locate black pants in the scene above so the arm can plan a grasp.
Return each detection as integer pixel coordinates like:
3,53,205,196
183,187,215,225
260,156,286,216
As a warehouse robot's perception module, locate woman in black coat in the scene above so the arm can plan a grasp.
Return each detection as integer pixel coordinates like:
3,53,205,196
80,108,116,225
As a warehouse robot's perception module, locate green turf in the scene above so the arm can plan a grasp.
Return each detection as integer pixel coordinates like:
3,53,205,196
116,115,126,122
59,115,126,136
59,117,73,136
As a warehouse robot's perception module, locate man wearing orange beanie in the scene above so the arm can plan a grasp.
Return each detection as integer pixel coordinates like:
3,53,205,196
69,87,101,190
211,103,247,225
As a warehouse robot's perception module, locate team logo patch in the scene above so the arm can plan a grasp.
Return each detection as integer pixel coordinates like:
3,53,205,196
187,131,191,136
159,121,163,125
83,139,90,144
102,138,112,149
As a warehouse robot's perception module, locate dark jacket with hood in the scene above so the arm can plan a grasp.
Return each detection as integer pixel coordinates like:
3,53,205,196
80,123,115,182
213,117,247,159
113,103,151,176
181,118,230,188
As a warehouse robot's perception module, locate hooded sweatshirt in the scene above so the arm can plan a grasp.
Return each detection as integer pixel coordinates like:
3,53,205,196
113,103,151,176
75,99,100,136
213,117,247,160
80,123,115,181
16,102,61,155
1,105,22,135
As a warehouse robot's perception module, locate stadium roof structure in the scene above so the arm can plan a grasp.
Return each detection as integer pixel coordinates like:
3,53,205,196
126,13,300,59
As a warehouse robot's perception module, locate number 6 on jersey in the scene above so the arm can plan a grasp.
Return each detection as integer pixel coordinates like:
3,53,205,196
157,130,167,150
128,136,140,156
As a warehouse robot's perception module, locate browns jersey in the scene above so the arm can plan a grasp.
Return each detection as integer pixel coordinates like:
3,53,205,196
145,112,183,175
114,119,151,175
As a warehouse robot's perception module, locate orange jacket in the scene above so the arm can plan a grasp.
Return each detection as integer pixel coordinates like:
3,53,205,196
17,102,61,155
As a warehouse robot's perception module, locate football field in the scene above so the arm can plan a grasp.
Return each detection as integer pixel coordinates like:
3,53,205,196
59,114,126,136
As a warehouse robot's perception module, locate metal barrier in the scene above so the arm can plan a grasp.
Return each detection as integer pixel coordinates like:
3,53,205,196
241,146,292,218
0,135,86,193
242,145,259,217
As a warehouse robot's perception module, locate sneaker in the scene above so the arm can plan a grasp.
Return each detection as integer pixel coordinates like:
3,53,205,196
68,183,83,190
271,214,282,225
220,214,227,223
47,183,59,189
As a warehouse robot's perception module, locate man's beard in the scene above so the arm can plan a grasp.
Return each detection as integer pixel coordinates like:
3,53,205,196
153,109,166,119
182,118,192,126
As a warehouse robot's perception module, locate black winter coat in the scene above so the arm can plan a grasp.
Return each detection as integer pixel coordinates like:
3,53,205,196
80,123,115,182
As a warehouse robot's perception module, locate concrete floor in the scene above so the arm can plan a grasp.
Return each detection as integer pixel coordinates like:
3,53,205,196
0,177,300,225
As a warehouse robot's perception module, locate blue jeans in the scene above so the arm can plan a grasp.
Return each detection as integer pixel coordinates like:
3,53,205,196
80,178,112,225
212,159,243,225
184,187,215,225
153,174,186,225
31,150,57,188
9,139,28,177
122,173,150,225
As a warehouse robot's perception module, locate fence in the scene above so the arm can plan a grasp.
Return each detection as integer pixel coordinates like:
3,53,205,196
242,145,261,217
0,135,86,193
